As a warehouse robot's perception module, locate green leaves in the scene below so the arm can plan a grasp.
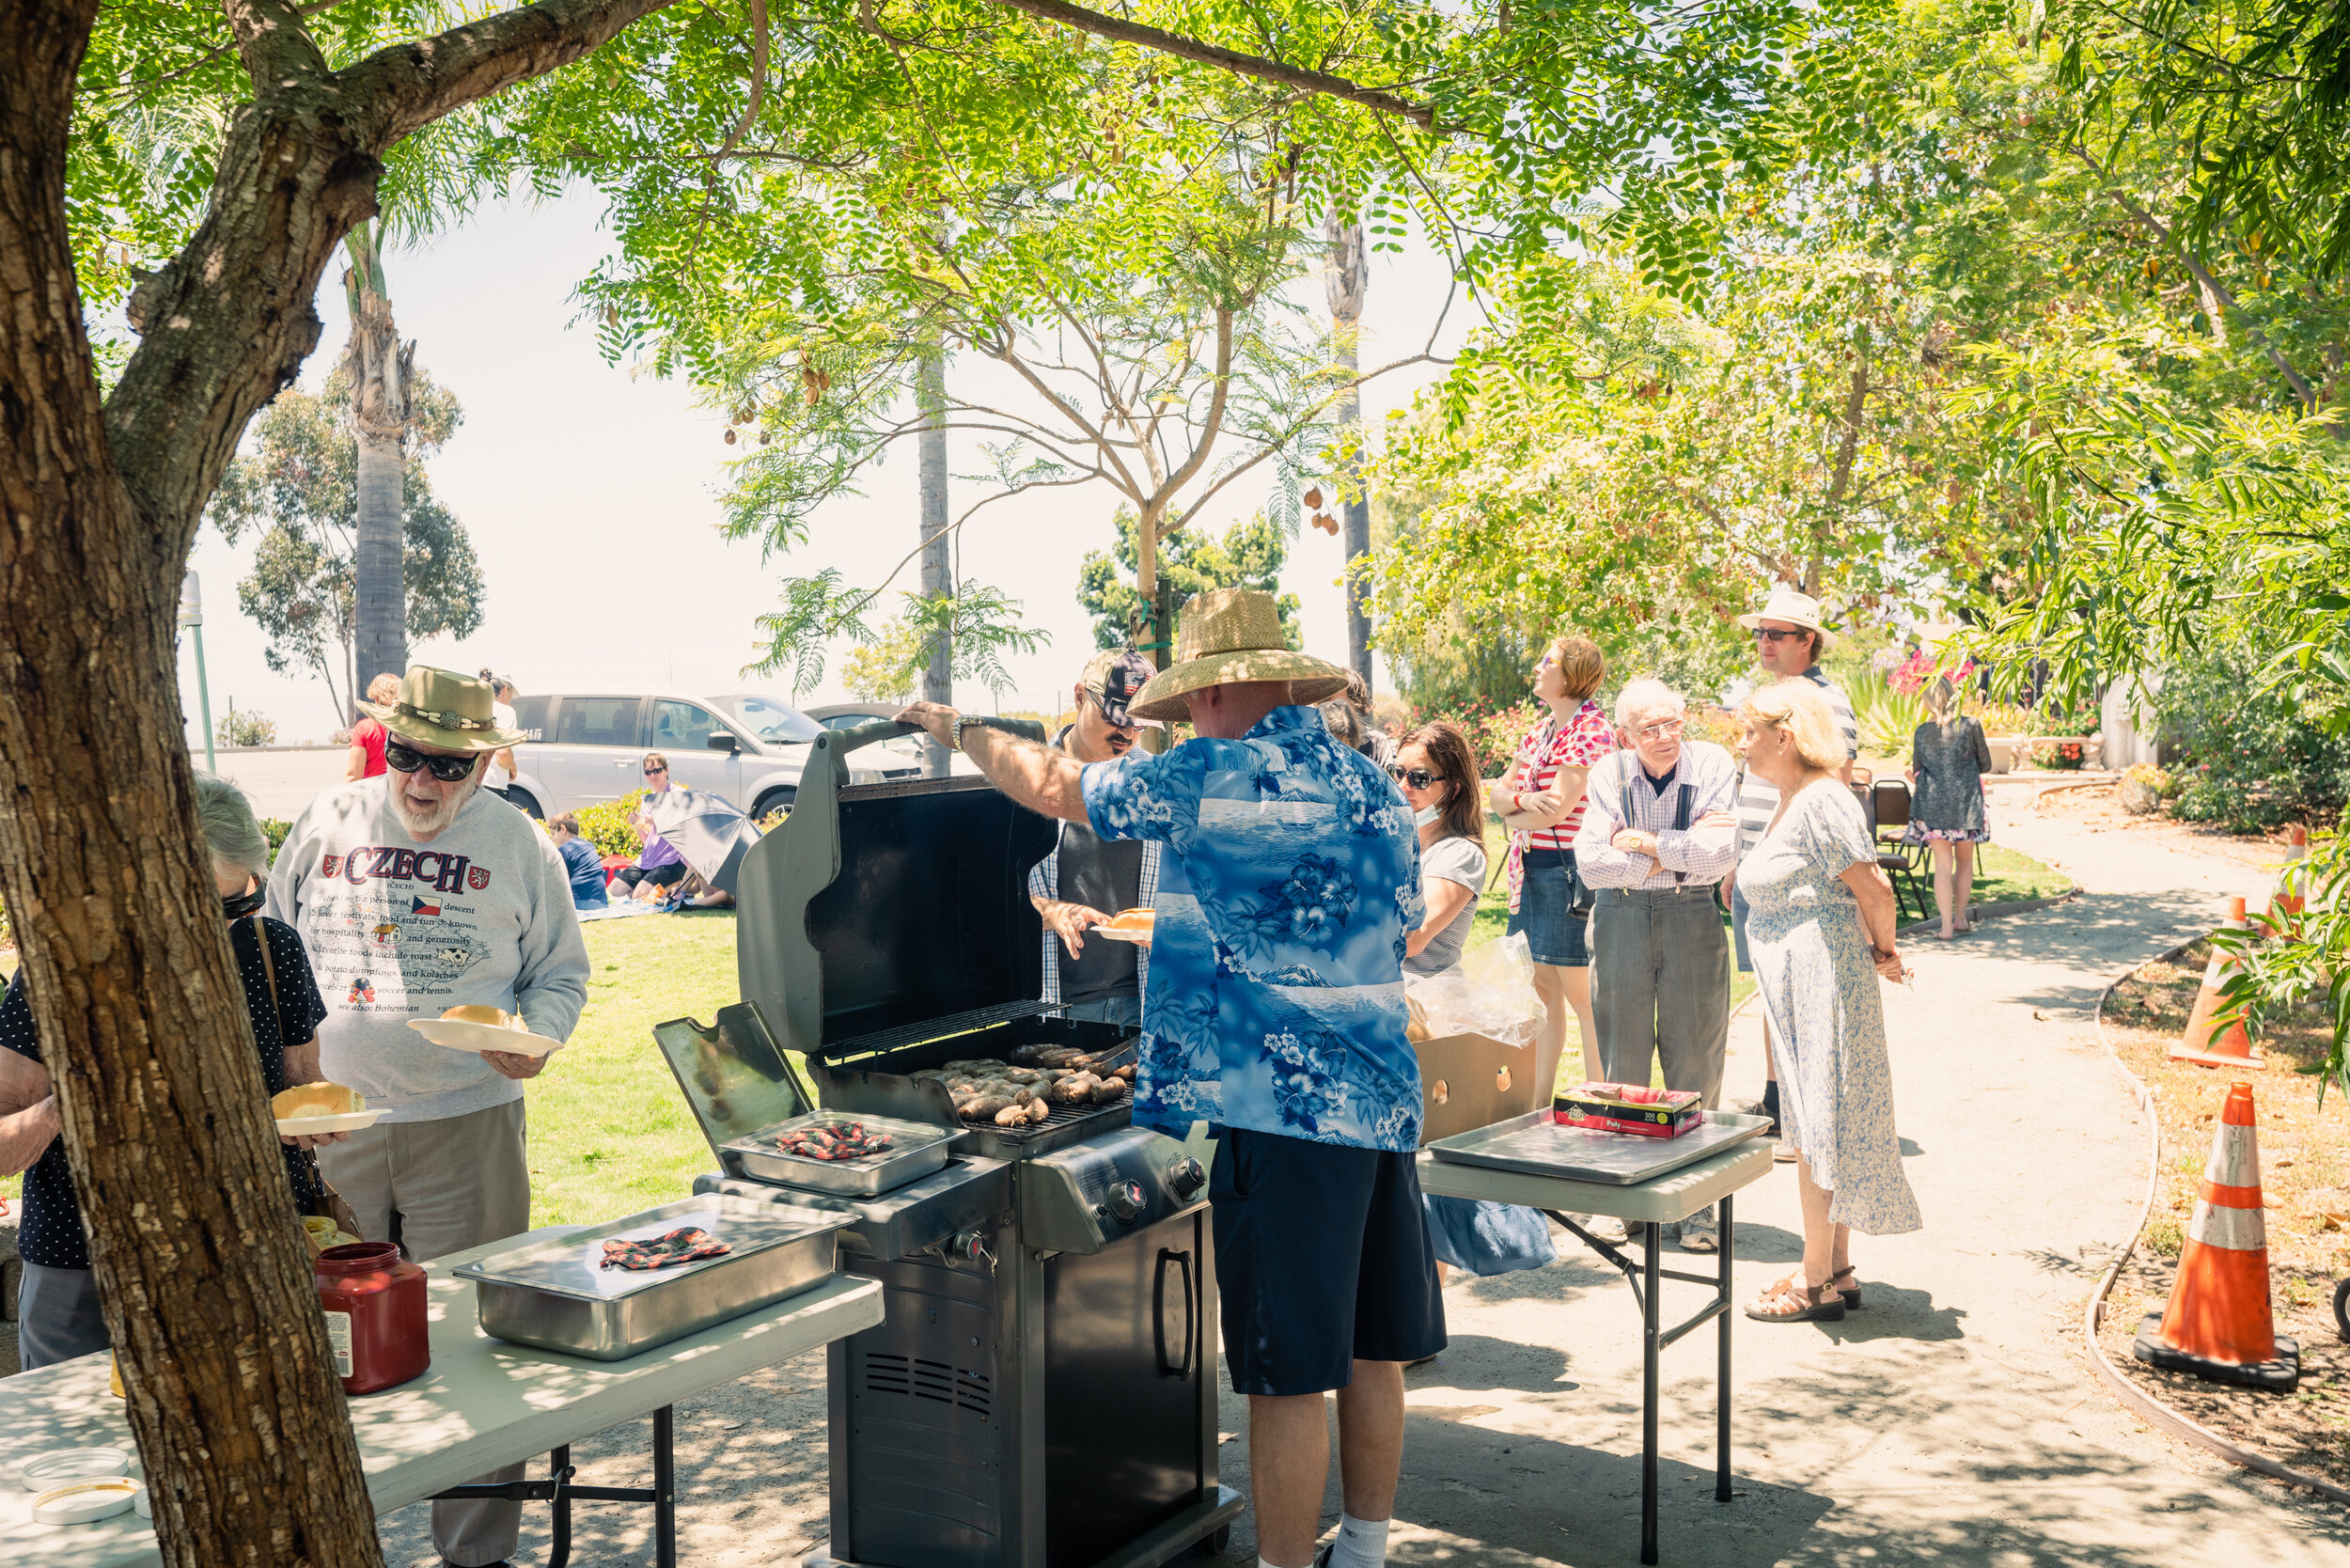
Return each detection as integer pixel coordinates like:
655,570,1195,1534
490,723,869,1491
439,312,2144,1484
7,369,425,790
745,571,1049,698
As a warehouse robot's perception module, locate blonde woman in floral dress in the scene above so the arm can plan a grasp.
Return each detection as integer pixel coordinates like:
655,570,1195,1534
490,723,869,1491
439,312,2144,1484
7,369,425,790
1736,680,1922,1325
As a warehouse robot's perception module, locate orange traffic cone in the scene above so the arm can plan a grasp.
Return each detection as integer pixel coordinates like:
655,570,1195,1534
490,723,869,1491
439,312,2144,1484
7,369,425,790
2133,1082,2298,1390
2268,824,2311,933
2170,897,2265,1070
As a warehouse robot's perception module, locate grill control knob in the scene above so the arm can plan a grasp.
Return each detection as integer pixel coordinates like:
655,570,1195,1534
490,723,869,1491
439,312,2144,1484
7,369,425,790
1103,1180,1145,1225
1167,1157,1206,1199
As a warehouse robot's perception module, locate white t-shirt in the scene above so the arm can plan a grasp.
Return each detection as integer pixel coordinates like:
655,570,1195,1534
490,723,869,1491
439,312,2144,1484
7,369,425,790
265,777,590,1122
1406,834,1488,977
484,701,518,790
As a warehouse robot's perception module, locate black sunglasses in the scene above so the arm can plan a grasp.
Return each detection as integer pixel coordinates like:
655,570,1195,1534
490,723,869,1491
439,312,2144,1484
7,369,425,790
1754,627,1807,643
644,765,668,776
1386,765,1438,791
384,739,480,782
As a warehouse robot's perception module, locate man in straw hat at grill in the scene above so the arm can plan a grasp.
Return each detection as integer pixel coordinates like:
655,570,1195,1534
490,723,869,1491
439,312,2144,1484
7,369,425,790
267,666,588,1568
901,588,1440,1568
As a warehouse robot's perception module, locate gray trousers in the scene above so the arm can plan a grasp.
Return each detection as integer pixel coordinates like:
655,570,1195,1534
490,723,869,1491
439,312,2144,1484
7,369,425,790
18,1262,109,1371
321,1098,531,1567
1590,886,1731,1111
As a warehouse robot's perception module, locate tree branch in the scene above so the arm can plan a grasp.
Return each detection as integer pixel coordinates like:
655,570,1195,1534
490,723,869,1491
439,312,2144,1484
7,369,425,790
220,0,334,94
978,0,1438,130
342,0,678,148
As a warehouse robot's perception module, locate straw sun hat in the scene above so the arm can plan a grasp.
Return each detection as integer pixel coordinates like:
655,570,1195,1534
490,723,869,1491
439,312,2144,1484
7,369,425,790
1126,588,1351,724
356,666,529,754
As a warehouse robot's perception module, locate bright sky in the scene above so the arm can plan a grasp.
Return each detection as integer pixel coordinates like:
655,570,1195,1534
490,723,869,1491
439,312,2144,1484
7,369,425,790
175,186,1476,745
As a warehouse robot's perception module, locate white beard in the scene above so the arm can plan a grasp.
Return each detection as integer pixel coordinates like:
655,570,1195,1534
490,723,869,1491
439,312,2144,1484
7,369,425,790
391,776,478,839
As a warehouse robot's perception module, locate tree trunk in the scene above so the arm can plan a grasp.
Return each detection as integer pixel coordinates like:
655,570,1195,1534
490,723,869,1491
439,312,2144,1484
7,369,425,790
1136,508,1172,750
345,225,411,714
1323,213,1371,688
0,3,384,1562
3,0,675,1560
916,342,952,771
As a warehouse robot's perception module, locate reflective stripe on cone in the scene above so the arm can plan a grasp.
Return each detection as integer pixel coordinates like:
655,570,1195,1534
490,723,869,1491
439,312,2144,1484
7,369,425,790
2156,1082,2277,1367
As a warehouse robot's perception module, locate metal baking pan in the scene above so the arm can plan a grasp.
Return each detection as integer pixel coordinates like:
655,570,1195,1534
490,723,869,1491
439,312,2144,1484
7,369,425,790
453,1195,845,1360
1426,1109,1771,1186
720,1110,956,1197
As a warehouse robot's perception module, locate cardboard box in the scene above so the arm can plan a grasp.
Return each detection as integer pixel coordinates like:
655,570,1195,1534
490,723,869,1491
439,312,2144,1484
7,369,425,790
1415,1032,1546,1146
1552,1082,1704,1138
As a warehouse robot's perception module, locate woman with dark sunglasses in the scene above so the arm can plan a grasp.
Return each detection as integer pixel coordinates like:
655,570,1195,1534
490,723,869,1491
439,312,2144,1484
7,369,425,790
609,753,688,902
1395,723,1559,1283
0,774,334,1368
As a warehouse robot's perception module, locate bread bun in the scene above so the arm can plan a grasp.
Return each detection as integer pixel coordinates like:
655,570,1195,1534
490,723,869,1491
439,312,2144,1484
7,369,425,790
1105,908,1155,932
441,1004,521,1029
274,1082,363,1119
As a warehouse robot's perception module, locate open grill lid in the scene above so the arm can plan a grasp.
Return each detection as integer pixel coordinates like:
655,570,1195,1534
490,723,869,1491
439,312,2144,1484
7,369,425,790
737,718,1058,1067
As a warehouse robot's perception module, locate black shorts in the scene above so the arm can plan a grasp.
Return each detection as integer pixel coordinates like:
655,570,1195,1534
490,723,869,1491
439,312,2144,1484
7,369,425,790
612,863,685,893
1210,1127,1446,1396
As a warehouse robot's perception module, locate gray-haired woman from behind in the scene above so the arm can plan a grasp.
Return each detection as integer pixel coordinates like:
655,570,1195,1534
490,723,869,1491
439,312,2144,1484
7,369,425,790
0,773,336,1367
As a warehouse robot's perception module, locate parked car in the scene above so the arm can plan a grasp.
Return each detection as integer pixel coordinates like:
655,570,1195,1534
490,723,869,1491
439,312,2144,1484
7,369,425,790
504,689,917,820
804,702,978,775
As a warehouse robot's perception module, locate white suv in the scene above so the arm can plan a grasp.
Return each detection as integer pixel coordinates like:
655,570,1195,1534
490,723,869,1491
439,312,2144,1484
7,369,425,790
503,689,916,820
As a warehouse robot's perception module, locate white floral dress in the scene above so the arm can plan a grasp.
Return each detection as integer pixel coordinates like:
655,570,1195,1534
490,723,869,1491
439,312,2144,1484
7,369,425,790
1741,781,1923,1236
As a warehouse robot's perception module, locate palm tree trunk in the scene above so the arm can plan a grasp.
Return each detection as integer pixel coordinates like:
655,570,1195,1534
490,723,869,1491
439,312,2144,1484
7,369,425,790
916,342,951,773
344,224,411,716
1324,213,1371,687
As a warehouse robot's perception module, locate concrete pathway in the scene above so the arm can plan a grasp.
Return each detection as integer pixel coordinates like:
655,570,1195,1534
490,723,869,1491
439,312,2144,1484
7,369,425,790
378,792,2350,1567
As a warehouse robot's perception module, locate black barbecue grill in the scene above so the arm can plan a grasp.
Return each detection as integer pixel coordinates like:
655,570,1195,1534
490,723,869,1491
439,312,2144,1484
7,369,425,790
676,719,1243,1568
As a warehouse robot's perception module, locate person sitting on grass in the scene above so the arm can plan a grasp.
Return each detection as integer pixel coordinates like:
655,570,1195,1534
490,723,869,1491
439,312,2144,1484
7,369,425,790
548,813,609,910
609,753,687,902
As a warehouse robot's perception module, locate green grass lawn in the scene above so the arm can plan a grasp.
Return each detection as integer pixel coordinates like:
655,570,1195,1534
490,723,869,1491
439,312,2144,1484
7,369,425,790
525,911,746,1226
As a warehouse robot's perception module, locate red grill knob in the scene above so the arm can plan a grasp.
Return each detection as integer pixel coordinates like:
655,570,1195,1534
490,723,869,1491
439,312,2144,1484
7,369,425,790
1104,1180,1144,1225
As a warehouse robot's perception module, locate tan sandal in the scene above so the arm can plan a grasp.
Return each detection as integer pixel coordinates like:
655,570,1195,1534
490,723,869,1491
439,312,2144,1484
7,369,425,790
1743,1273,1846,1324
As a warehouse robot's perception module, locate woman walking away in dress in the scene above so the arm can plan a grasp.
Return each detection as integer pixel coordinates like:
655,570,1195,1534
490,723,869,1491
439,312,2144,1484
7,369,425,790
1904,676,1992,939
1399,723,1558,1282
1488,635,1615,1099
1736,681,1921,1324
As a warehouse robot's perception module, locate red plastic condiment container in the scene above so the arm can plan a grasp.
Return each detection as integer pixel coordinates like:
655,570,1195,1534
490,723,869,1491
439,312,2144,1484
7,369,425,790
314,1242,429,1394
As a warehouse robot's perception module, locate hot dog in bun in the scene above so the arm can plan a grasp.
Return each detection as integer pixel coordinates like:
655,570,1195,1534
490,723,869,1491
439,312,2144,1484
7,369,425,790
442,1004,525,1030
1104,908,1155,933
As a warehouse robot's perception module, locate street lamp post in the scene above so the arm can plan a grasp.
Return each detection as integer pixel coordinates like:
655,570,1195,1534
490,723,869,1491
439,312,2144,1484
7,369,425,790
180,572,214,773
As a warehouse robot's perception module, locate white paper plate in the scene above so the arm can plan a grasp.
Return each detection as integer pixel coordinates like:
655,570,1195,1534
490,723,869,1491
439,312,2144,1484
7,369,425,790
18,1449,132,1492
1090,926,1152,945
133,1482,151,1518
274,1108,384,1137
406,1018,561,1057
31,1478,140,1525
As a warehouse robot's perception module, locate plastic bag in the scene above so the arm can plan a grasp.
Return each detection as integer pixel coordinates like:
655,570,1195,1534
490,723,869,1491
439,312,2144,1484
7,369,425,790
1405,932,1548,1048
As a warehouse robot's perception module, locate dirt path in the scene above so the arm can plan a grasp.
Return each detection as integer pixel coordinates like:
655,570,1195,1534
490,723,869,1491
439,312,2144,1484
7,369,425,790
379,789,2350,1567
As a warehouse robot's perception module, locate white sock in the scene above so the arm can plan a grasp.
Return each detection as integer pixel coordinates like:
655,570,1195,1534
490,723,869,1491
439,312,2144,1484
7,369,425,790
1328,1512,1391,1568
1256,1558,1312,1568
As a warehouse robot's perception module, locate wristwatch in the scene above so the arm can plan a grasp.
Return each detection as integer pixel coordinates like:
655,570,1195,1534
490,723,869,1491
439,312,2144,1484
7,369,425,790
949,713,977,753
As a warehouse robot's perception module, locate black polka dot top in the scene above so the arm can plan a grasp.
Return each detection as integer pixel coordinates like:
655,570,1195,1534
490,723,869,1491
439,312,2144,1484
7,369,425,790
1,916,330,1270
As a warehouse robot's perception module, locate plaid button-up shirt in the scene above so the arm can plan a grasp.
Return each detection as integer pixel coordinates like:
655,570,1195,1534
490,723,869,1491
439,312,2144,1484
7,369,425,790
1572,742,1742,890
1027,824,1160,1006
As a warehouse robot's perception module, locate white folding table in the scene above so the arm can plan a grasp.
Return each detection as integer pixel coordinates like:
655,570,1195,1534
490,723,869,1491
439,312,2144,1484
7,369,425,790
1416,1136,1775,1565
0,1230,885,1568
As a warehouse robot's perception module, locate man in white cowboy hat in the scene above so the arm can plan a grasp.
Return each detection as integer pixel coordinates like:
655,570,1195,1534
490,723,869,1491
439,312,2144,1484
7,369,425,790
899,588,1440,1568
266,665,588,1568
1727,588,1859,1163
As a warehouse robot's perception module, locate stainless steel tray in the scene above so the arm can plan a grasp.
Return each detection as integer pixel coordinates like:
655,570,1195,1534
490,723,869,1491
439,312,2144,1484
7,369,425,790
720,1111,955,1197
452,1195,844,1360
1426,1110,1771,1185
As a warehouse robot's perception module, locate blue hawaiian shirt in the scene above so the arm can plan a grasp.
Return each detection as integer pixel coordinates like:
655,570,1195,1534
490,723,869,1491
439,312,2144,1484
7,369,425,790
1081,704,1425,1152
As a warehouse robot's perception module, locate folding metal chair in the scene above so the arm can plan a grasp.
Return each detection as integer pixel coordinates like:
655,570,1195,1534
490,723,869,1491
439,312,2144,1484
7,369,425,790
1870,778,1933,923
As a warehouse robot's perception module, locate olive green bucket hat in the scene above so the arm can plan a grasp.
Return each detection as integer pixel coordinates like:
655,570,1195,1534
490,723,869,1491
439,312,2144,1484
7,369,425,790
1126,588,1351,724
356,666,527,754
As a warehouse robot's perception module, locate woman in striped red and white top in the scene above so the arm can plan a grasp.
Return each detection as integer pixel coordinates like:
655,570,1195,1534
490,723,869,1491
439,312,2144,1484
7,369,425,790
1486,635,1616,1097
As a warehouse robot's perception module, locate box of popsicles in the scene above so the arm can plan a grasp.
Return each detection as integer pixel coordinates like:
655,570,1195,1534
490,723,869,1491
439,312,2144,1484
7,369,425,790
1552,1081,1705,1138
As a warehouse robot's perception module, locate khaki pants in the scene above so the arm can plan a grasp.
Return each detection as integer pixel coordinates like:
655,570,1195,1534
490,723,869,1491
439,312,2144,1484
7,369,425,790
321,1099,531,1567
1590,886,1731,1110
